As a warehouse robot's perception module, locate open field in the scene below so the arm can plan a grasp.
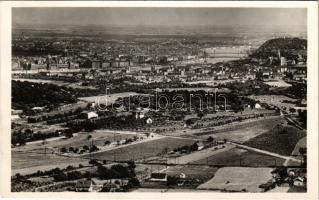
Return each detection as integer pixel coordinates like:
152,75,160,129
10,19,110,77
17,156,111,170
248,95,299,110
164,165,219,181
243,125,306,156
11,130,138,175
82,137,195,161
264,80,292,88
11,151,87,175
197,167,273,192
166,143,235,165
167,115,281,140
78,92,148,105
291,136,306,156
192,147,285,167
195,116,285,143
285,136,306,166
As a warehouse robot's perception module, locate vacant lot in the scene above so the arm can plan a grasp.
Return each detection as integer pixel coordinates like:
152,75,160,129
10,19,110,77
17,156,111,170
82,137,195,161
192,147,285,167
244,125,306,156
197,167,273,192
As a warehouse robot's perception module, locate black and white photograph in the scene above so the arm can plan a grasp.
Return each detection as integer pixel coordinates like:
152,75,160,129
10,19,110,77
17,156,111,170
0,1,318,197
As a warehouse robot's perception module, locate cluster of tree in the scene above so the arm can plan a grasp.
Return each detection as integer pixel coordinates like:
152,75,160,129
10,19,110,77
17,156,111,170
96,163,136,180
47,114,78,124
93,76,207,95
250,38,307,59
298,110,307,128
14,73,80,83
12,45,65,57
11,129,62,146
271,167,307,188
29,107,86,123
12,81,77,114
13,161,140,191
282,83,307,100
223,80,271,96
60,143,99,154
172,141,201,153
12,165,77,182
117,90,253,113
193,113,272,129
122,136,139,145
11,173,50,192
67,115,145,132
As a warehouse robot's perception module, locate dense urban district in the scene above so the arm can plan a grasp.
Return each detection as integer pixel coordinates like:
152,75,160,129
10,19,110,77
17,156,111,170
11,25,307,193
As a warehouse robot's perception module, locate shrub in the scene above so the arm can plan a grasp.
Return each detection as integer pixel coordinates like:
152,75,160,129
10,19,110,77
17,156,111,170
67,171,83,180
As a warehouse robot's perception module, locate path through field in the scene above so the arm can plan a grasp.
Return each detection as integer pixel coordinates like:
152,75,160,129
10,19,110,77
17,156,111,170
228,142,302,166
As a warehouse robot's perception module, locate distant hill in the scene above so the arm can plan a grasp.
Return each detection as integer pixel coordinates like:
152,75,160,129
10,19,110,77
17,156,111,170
250,37,307,59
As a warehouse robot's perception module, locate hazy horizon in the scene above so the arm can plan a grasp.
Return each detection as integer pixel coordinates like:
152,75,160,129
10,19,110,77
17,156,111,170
13,7,307,32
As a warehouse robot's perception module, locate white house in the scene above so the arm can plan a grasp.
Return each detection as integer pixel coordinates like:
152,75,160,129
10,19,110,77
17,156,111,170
146,118,153,124
150,173,167,182
75,180,93,192
195,142,205,151
255,103,261,109
81,111,98,119
293,177,305,186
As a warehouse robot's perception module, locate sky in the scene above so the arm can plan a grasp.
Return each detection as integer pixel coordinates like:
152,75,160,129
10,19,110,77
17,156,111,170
13,7,307,28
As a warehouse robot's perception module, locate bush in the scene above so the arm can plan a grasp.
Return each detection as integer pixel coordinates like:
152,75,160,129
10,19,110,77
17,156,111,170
167,176,179,186
89,159,99,166
60,147,67,153
68,147,74,152
104,140,111,145
53,171,67,182
83,145,89,151
66,165,74,171
90,144,99,152
65,132,73,138
67,171,83,180
128,177,140,187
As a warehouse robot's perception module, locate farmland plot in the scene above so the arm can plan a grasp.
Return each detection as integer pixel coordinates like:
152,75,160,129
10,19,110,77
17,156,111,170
197,167,273,192
192,147,285,167
244,125,306,156
82,137,195,161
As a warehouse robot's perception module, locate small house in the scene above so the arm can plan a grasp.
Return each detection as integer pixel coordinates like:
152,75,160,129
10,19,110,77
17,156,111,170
293,177,305,187
194,141,205,151
150,173,167,182
255,103,261,109
133,108,149,119
216,140,226,145
81,111,98,119
146,117,153,124
75,180,93,192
